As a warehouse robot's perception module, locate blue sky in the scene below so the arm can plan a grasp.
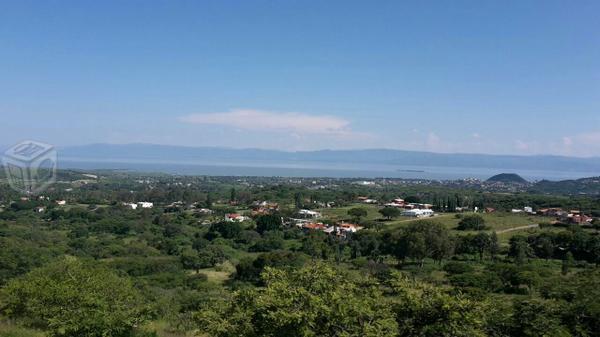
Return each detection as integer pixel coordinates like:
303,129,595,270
1,0,599,156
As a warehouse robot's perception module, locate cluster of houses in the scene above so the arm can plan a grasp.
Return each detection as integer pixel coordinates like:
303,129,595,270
251,201,279,216
505,206,595,225
224,213,250,222
287,208,362,237
382,198,435,218
12,196,67,213
296,221,363,237
537,208,594,225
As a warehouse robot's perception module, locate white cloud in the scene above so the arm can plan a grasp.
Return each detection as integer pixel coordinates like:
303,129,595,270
426,132,441,150
179,109,352,135
558,131,600,157
512,131,600,157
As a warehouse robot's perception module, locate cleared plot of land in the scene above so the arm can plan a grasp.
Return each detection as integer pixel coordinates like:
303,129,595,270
428,213,549,232
318,203,382,222
196,268,231,285
320,206,567,245
321,205,550,231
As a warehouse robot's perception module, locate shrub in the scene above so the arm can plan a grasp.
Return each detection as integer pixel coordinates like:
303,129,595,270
457,215,486,230
0,257,148,337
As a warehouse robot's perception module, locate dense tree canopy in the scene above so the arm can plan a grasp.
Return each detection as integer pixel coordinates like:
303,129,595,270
0,257,148,337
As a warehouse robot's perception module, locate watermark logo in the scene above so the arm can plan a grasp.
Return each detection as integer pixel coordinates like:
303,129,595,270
2,140,57,194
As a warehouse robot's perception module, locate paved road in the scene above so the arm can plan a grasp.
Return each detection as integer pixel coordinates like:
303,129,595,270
496,224,539,234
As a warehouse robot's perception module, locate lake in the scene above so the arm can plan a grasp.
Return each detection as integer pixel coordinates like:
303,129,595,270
60,158,599,181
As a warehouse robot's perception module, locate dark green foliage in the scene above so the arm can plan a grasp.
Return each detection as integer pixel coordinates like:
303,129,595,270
379,207,401,220
509,236,533,264
486,173,528,184
0,258,148,337
235,250,308,284
388,220,454,266
348,207,368,221
197,263,399,337
512,299,571,336
208,221,242,239
457,214,486,230
197,245,227,268
255,214,282,234
443,261,475,275
250,231,285,252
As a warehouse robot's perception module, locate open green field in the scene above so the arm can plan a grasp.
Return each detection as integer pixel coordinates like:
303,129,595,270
318,203,382,222
320,204,559,244
321,204,549,230
428,212,548,231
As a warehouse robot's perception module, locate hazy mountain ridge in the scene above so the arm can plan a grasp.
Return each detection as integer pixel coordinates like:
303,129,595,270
59,143,600,172
529,176,600,195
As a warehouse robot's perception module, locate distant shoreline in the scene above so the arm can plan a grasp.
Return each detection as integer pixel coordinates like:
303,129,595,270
57,159,595,181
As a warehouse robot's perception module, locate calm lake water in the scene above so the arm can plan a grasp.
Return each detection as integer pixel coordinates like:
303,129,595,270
61,159,599,181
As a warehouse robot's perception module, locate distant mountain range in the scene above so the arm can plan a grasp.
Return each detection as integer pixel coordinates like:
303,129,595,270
57,143,600,173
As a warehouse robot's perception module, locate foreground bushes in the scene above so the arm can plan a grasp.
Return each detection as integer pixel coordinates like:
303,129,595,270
0,257,149,337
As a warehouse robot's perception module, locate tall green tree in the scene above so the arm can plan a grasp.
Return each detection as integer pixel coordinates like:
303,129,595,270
229,187,237,203
489,232,500,260
348,207,368,222
562,252,574,275
509,236,532,265
388,272,487,337
473,232,491,260
195,263,398,337
379,207,401,220
255,214,282,234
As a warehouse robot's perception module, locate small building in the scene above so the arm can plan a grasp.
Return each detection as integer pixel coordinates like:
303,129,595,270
538,208,564,217
195,208,213,215
338,223,363,233
137,202,154,209
251,201,279,215
56,200,66,206
402,209,434,217
124,203,138,210
225,213,248,222
298,209,321,219
303,223,326,231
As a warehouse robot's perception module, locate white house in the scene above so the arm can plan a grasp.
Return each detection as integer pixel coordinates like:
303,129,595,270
298,209,321,219
196,208,213,215
56,200,66,206
124,203,138,210
137,202,153,209
402,209,434,218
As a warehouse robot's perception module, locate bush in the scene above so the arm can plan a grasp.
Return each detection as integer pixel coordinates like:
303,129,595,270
0,257,148,337
457,215,486,230
443,261,474,275
185,273,209,289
